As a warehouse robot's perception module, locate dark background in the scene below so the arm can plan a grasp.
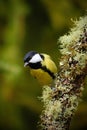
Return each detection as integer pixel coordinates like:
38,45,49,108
0,0,87,130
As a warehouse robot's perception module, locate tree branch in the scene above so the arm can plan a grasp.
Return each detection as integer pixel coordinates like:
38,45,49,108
40,16,87,130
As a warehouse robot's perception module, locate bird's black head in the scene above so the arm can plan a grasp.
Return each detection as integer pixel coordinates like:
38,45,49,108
24,51,37,64
24,51,43,69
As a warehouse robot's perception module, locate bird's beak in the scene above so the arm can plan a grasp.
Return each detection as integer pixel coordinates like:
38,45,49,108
24,62,29,67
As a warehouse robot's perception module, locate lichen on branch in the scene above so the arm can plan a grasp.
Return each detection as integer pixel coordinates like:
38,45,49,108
40,16,87,130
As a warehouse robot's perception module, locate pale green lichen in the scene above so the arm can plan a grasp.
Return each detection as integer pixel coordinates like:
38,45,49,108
45,100,62,120
41,86,53,105
40,15,87,130
74,52,87,68
64,95,79,117
59,16,87,55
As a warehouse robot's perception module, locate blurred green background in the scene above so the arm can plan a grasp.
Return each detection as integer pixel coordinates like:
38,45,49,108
0,0,87,130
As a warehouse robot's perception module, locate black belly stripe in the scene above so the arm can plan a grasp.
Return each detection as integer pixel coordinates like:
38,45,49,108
41,66,55,79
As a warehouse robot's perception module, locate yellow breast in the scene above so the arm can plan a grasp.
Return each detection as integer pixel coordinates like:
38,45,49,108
30,54,57,85
30,68,53,85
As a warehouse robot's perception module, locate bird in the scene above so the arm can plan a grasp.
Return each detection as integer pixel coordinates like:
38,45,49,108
24,51,57,85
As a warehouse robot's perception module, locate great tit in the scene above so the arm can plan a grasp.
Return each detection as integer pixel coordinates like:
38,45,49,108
24,51,57,85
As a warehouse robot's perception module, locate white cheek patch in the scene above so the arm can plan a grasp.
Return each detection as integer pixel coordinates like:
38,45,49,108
29,54,42,63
